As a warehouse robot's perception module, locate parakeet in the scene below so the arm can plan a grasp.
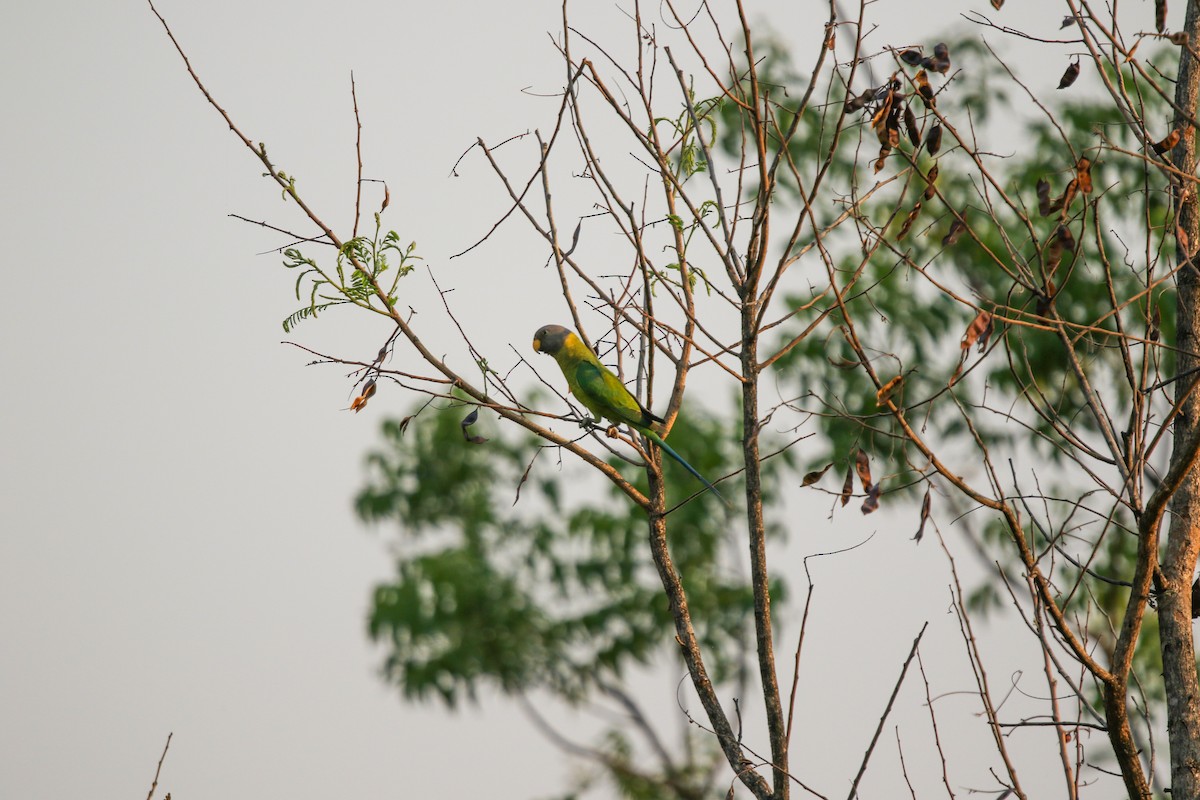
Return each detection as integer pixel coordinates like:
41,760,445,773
532,324,729,506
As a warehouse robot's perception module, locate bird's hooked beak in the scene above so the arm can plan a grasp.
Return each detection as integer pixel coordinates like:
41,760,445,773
532,334,544,353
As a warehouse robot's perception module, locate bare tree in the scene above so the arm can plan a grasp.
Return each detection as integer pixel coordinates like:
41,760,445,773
150,0,1200,797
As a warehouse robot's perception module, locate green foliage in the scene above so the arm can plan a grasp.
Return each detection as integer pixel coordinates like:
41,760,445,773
281,300,343,333
716,34,859,216
729,37,1177,484
600,727,720,800
356,400,771,709
653,84,721,182
712,35,1180,720
282,219,418,331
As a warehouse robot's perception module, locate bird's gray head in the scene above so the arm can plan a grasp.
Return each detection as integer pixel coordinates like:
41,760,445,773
532,324,572,356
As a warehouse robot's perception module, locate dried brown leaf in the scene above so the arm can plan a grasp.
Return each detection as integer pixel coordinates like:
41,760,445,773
914,70,935,108
844,89,871,114
1046,248,1063,278
861,484,882,515
854,448,873,491
1075,156,1093,193
874,146,891,174
903,104,920,147
1057,60,1080,89
1153,129,1181,155
951,311,993,386
1157,0,1168,34
512,449,541,506
942,216,966,246
949,351,968,387
871,87,895,138
1053,222,1076,254
1046,224,1075,283
961,310,994,352
1064,177,1080,207
876,374,905,405
1036,178,1053,216
1046,223,1076,278
925,42,951,74
350,379,378,413
1051,178,1079,213
924,163,939,200
914,487,932,542
1037,279,1057,316
896,203,922,241
840,461,854,507
925,124,943,155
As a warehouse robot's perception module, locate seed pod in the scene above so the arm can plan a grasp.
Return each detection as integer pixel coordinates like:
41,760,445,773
925,124,943,156
1058,60,1080,89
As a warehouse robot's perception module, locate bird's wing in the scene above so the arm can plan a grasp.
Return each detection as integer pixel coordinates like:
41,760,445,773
574,356,729,506
574,359,646,428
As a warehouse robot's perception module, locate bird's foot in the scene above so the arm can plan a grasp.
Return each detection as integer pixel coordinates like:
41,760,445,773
605,426,619,439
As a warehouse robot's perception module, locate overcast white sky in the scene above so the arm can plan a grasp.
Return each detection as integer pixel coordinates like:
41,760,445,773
0,1,1172,798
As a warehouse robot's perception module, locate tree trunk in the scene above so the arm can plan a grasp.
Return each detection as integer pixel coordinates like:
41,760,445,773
1163,2,1200,796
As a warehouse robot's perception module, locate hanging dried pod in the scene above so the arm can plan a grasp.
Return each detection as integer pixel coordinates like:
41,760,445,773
1058,60,1081,89
925,124,943,156
896,203,922,241
924,163,939,200
914,70,935,107
904,104,920,147
1153,129,1181,155
942,216,966,246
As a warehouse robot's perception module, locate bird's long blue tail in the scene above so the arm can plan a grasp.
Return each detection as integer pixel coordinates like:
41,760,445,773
643,429,731,508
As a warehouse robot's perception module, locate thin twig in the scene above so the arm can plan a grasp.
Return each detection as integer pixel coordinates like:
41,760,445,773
145,732,172,800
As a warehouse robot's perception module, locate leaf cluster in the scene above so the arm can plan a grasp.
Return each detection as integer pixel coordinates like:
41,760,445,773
745,39,1176,483
282,220,418,332
355,401,772,708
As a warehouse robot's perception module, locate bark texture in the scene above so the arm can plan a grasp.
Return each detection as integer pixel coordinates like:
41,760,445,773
1163,2,1200,795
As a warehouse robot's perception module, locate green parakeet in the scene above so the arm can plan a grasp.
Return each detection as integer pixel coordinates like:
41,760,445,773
532,324,729,506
